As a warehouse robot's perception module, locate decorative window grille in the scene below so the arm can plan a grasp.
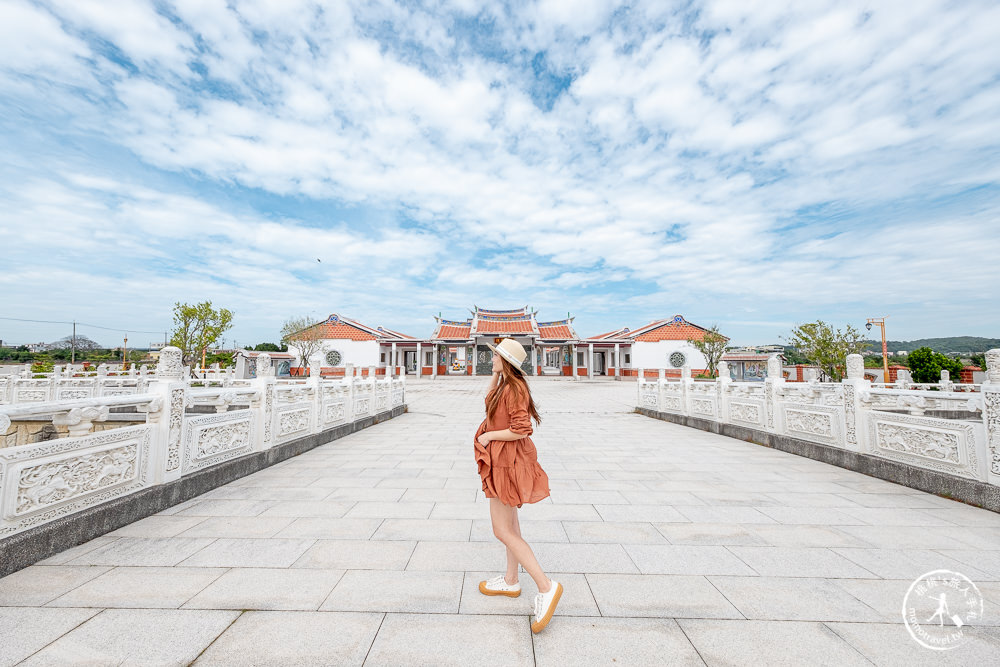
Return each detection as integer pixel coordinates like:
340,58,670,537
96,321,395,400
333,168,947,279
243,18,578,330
325,350,342,366
669,352,686,368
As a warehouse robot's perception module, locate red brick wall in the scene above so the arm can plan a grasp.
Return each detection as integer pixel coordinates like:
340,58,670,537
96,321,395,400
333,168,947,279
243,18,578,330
887,365,906,383
960,366,978,383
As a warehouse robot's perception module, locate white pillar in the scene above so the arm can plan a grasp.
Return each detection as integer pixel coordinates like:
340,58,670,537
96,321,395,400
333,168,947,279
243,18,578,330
531,345,537,375
614,343,621,381
391,342,397,377
432,343,438,378
571,344,577,380
417,342,422,377
588,343,594,379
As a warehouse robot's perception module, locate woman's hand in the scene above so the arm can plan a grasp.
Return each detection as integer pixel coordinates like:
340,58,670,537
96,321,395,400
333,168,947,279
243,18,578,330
477,431,492,446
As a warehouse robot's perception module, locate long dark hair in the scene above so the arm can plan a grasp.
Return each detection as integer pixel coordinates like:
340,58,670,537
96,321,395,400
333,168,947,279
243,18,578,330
486,356,541,425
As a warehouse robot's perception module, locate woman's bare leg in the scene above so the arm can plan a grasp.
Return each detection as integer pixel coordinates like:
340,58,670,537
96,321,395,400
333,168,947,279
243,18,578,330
504,509,522,583
490,498,551,593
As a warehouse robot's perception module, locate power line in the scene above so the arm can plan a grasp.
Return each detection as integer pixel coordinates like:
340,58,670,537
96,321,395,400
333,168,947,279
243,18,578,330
0,316,166,335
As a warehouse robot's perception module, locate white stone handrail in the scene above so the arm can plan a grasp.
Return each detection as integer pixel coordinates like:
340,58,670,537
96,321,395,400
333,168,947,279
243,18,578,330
0,393,161,420
0,347,406,539
637,351,1000,489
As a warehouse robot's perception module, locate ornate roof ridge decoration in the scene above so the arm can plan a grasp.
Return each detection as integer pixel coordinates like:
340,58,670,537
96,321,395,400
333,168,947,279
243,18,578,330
474,306,530,315
537,318,574,326
437,318,472,326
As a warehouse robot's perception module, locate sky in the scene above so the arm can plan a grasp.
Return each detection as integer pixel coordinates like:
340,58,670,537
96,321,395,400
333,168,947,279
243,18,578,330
1,0,998,349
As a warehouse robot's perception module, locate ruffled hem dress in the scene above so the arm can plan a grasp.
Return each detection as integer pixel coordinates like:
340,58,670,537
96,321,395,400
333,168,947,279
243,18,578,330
473,385,550,508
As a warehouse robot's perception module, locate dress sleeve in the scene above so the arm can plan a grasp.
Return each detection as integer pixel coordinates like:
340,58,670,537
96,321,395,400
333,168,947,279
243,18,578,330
505,388,533,436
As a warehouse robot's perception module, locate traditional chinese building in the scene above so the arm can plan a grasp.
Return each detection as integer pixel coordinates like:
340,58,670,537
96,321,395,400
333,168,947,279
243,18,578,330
287,309,720,378
584,315,722,377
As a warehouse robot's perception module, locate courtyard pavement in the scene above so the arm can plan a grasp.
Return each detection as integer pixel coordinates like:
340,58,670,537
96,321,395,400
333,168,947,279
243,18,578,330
2,377,1000,666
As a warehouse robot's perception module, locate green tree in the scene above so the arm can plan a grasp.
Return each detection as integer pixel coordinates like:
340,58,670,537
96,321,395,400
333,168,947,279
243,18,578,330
169,301,234,369
971,353,986,371
687,325,729,377
784,321,869,382
253,342,286,352
907,347,964,383
281,316,325,373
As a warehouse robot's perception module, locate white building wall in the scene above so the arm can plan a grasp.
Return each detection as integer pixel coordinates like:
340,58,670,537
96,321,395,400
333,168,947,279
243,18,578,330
287,339,380,367
631,340,708,370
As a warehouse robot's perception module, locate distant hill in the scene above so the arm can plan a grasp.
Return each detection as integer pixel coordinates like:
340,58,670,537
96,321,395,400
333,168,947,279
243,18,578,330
864,337,1000,355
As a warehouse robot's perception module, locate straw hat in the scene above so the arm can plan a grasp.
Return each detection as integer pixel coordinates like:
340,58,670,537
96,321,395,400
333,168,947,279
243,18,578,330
486,338,527,374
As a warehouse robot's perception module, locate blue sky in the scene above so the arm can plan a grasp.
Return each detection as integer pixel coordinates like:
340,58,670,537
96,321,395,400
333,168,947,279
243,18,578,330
1,0,999,349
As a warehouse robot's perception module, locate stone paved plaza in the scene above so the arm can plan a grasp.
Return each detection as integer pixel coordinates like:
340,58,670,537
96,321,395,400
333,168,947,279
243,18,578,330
2,377,1000,666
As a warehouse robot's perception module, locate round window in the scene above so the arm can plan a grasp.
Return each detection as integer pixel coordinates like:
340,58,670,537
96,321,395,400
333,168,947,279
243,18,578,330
669,352,686,368
325,350,342,366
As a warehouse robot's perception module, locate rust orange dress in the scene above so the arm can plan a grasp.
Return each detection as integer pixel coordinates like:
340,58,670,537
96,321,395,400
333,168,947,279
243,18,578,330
474,385,550,508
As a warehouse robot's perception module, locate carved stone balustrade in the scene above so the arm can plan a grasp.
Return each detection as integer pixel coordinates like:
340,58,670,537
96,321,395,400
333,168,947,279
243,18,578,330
0,347,406,541
638,351,999,490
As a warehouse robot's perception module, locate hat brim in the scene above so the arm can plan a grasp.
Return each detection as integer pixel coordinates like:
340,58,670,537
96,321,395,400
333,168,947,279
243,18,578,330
485,342,526,374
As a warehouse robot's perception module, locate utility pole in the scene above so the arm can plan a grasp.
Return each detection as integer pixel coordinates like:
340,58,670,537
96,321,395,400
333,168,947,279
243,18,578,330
122,336,128,372
866,317,888,383
71,321,76,364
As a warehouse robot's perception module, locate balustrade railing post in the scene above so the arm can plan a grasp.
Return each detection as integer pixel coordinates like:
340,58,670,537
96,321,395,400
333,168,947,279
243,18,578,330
716,360,731,422
680,366,692,416
983,349,1000,486
764,353,784,434
253,353,277,451
838,353,869,452
308,369,322,435
657,368,665,412
146,346,187,483
369,367,378,417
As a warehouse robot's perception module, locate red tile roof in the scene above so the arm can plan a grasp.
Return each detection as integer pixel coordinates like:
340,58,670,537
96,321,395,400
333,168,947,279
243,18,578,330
538,324,574,339
588,328,628,340
475,319,535,334
305,322,377,341
438,324,472,339
634,322,709,342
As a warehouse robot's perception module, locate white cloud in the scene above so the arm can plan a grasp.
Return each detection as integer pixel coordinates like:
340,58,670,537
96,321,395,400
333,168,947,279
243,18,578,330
1,0,998,344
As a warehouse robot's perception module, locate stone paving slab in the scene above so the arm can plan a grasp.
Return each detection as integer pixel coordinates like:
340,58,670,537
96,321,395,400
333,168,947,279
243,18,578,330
47,566,227,609
20,608,239,666
4,377,1000,664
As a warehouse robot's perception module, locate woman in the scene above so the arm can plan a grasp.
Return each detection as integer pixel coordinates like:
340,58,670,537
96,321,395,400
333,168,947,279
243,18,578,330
473,338,562,633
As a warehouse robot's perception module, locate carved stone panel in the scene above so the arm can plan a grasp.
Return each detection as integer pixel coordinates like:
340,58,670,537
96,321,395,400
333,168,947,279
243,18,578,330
729,401,763,426
182,410,254,473
277,407,311,439
783,405,839,445
662,395,683,412
867,411,981,480
0,426,151,536
691,398,715,418
324,401,346,425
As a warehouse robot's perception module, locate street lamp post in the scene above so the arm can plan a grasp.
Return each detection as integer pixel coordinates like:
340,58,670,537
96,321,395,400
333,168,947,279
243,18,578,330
866,317,888,383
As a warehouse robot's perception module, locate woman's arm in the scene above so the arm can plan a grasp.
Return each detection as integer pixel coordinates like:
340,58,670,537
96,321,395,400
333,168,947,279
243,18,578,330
480,427,521,442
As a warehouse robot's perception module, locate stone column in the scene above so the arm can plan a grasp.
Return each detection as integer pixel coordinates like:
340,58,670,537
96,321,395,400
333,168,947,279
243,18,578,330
146,346,188,483
983,349,1000,485
416,342,422,377
839,353,869,452
716,360,732,422
940,369,953,392
391,342,397,377
432,344,438,378
614,343,621,381
588,343,594,380
764,353,784,434
254,352,277,452
571,344,577,380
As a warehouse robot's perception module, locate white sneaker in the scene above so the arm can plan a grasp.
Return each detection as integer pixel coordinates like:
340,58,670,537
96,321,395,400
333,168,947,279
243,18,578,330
479,574,521,598
531,580,563,633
